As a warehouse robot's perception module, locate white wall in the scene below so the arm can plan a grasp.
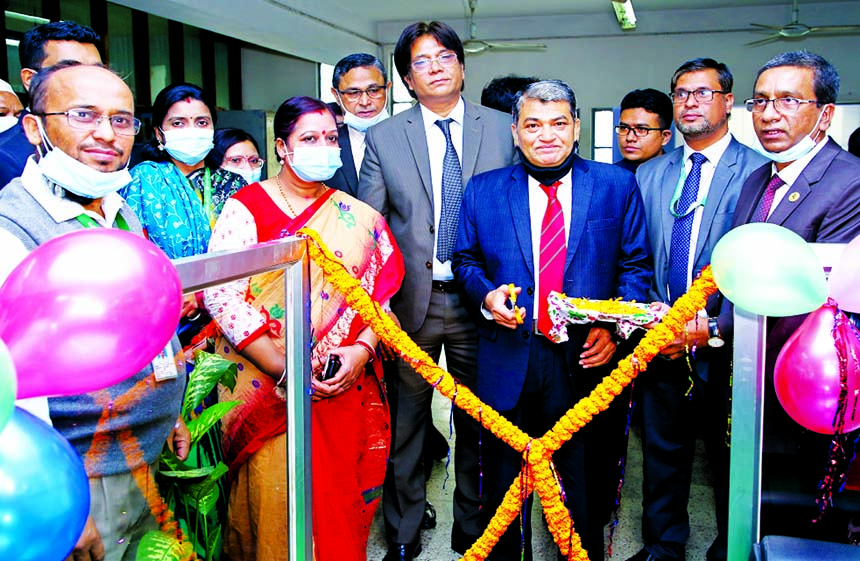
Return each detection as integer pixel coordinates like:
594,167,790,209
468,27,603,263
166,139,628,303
241,48,319,112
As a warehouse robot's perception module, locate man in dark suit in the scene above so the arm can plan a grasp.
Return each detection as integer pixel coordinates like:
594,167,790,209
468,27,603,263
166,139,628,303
453,80,653,561
732,51,860,540
629,58,767,561
358,21,517,561
327,53,390,197
0,20,101,189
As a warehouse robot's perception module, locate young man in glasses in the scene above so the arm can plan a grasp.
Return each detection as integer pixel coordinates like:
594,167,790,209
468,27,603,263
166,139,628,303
358,20,516,561
628,58,766,561
615,88,674,173
732,51,860,544
328,53,391,197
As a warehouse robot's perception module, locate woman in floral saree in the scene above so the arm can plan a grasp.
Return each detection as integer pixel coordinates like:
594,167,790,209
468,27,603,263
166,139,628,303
204,96,404,561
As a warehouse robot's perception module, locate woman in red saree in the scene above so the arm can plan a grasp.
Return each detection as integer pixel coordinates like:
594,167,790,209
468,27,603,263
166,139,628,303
203,96,404,561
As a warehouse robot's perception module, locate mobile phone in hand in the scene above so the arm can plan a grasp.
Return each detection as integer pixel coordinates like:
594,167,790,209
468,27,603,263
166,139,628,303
321,354,342,381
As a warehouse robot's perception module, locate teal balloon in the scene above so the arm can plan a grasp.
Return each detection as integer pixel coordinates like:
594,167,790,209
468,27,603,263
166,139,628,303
0,341,15,432
711,223,827,317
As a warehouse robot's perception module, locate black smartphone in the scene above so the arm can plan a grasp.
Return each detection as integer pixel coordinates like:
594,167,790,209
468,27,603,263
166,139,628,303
321,354,342,381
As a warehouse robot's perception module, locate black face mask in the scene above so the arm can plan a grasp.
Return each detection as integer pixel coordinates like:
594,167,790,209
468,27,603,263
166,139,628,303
518,147,576,185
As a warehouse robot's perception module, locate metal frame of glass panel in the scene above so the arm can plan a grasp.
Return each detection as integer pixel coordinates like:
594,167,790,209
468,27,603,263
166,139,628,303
728,243,844,561
172,237,312,561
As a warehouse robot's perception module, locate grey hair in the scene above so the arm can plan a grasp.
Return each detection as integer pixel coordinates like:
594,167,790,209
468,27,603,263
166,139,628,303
756,50,839,105
512,80,577,123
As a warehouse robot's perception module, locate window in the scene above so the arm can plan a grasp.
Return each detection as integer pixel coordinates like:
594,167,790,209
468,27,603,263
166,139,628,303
390,54,412,115
319,63,335,102
149,15,171,98
592,108,616,164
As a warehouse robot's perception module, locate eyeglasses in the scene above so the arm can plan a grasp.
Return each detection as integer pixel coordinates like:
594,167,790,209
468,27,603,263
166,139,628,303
744,97,819,113
615,124,664,137
224,155,265,168
410,52,459,73
36,108,141,136
669,89,726,104
337,85,386,102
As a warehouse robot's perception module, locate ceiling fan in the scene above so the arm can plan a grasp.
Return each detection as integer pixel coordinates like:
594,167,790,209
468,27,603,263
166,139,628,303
748,0,860,46
461,0,547,55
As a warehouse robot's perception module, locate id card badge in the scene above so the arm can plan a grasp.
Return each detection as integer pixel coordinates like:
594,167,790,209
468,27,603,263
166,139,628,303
152,342,179,382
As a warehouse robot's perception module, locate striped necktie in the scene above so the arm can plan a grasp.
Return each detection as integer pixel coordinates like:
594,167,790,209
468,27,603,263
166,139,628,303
537,181,565,338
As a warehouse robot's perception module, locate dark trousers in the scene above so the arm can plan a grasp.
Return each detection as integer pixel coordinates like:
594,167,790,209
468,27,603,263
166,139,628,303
483,333,630,561
639,356,730,560
382,288,481,546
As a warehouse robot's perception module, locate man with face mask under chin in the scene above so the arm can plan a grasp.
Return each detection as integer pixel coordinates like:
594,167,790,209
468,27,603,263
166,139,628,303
731,51,860,542
0,61,189,561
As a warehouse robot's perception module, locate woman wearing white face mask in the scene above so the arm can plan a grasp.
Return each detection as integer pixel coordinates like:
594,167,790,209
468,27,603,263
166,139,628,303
206,128,265,186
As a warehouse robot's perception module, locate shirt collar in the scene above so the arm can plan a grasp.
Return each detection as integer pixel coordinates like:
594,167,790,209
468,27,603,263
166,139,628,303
682,130,732,165
21,155,126,226
419,97,465,133
771,136,829,186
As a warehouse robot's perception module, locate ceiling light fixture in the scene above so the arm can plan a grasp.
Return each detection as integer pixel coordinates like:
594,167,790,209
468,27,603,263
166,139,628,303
612,0,637,31
4,11,50,25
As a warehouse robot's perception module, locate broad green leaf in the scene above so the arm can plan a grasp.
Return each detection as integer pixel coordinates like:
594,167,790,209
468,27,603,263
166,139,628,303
158,466,214,480
187,401,241,444
187,484,219,517
183,351,238,416
159,448,184,472
187,462,228,501
135,530,193,561
207,525,222,561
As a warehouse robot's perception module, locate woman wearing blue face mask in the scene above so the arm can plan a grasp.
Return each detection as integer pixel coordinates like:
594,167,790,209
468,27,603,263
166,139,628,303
207,128,266,186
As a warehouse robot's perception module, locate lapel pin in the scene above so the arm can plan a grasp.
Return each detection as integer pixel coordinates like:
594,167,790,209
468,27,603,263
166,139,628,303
788,192,800,203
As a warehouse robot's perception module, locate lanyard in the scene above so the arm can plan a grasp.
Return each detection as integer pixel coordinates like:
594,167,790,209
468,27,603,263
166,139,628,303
668,164,708,219
76,212,130,230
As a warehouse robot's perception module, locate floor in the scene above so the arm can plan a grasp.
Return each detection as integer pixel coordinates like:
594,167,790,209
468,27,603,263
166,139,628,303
366,390,719,560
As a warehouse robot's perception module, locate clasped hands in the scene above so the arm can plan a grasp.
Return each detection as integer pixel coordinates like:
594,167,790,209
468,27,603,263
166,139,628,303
645,302,708,360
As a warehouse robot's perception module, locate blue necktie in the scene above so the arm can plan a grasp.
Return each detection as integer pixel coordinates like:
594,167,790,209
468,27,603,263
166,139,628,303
435,118,462,263
668,152,707,303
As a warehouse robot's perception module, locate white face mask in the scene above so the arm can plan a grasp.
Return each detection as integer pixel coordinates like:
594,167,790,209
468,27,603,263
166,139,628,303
755,108,825,164
160,128,214,166
34,117,132,199
286,146,342,182
0,115,17,134
342,108,389,133
223,165,261,185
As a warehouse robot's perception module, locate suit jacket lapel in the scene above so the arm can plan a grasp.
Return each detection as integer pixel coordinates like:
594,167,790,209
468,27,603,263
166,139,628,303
661,150,684,261
461,100,483,183
510,166,535,279
769,138,838,224
404,104,434,203
564,157,593,273
337,125,358,190
692,139,737,263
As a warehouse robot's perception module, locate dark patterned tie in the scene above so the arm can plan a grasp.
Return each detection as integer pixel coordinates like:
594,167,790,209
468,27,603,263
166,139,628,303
435,118,462,263
668,152,707,303
752,174,785,222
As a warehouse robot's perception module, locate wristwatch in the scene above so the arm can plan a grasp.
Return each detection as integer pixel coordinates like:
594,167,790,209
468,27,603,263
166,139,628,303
707,317,724,348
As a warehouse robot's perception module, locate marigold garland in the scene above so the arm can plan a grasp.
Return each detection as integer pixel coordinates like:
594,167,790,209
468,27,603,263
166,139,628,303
298,228,718,561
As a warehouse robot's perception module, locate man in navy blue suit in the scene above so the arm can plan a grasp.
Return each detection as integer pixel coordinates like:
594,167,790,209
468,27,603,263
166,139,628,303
453,80,653,561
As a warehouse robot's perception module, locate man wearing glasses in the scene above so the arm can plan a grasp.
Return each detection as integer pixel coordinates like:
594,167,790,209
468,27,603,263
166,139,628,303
732,51,860,543
328,53,391,197
615,88,674,173
628,58,766,561
0,61,188,561
358,20,516,561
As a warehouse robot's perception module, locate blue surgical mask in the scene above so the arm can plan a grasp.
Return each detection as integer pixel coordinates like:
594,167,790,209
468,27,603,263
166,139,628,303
35,117,132,198
754,109,825,164
224,165,261,185
161,128,214,166
286,146,342,182
343,108,389,133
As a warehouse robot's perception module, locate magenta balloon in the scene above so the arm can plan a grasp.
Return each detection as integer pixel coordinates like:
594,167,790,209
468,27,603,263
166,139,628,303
774,302,860,434
828,234,860,313
0,229,182,399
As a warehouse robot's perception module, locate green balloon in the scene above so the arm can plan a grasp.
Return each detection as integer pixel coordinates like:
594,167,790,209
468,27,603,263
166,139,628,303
0,341,16,433
711,223,827,317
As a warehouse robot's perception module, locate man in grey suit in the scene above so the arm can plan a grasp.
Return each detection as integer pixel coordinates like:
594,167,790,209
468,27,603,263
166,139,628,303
628,58,767,561
732,51,860,541
358,20,516,561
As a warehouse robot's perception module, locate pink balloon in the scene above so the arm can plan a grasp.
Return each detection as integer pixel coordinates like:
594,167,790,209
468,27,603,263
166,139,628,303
828,234,860,313
774,301,860,434
0,229,182,399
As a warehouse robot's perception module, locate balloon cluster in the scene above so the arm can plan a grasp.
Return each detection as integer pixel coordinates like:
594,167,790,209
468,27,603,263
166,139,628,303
712,224,860,434
0,229,182,561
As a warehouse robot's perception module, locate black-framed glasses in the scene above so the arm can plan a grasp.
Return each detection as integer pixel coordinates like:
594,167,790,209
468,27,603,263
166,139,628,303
615,124,664,137
744,97,819,113
337,85,386,102
224,155,265,168
411,52,459,73
36,108,141,136
669,89,726,104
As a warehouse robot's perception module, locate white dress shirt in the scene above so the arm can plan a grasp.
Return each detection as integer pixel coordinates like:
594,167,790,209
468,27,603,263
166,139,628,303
765,137,829,219
419,97,465,281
